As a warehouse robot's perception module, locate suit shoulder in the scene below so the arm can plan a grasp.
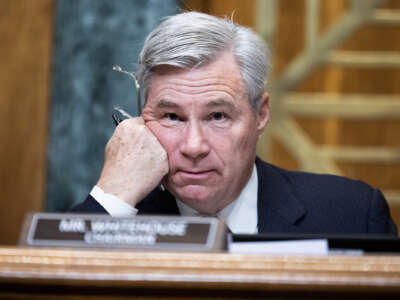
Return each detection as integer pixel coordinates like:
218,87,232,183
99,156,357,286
263,161,373,193
255,159,397,234
256,159,375,206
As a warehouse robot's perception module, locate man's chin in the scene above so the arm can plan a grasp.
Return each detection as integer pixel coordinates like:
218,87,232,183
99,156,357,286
170,185,219,211
176,185,213,201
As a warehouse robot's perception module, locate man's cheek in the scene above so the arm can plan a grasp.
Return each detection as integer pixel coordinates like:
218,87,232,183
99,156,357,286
214,139,235,161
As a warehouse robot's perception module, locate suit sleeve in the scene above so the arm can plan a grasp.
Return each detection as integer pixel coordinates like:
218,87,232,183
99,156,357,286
70,194,109,214
367,189,398,235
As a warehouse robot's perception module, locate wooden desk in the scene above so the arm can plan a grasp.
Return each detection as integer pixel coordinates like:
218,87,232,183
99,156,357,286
0,246,399,299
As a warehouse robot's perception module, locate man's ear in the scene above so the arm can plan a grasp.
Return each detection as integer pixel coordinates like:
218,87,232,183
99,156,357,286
256,92,269,134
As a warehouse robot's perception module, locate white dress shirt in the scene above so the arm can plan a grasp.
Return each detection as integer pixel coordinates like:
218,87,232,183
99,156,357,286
90,164,258,234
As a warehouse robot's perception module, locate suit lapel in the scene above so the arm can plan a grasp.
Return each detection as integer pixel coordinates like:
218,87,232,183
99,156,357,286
256,159,306,233
137,187,180,215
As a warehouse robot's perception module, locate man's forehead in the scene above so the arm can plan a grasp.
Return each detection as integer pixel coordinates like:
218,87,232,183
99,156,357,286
152,51,242,79
152,64,216,82
146,51,248,106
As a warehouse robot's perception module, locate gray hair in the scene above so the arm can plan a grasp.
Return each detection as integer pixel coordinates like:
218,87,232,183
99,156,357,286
137,11,270,111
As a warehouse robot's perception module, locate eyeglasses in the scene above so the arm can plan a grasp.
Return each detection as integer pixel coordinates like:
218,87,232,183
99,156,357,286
112,65,142,117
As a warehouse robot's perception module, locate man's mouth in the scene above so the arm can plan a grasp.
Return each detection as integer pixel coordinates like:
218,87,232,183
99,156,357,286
177,169,215,181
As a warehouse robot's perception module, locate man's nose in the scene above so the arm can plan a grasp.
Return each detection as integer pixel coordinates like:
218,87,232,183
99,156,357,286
180,122,210,160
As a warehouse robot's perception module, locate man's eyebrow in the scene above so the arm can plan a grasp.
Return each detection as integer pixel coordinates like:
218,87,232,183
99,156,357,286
156,100,180,109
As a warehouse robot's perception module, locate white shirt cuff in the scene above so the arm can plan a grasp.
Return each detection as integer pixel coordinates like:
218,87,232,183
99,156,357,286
90,186,138,217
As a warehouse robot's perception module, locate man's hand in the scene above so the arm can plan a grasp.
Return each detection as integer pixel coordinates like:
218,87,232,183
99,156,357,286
96,117,169,207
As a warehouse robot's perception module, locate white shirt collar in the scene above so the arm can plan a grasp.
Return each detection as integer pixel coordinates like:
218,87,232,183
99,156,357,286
176,164,258,234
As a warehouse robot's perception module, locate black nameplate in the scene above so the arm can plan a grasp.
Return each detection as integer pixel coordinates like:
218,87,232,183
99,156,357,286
20,213,226,252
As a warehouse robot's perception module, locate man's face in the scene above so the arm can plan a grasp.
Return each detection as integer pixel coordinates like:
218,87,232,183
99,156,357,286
142,51,269,214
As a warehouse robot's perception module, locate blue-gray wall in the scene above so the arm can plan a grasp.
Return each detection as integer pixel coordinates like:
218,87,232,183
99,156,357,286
47,0,179,211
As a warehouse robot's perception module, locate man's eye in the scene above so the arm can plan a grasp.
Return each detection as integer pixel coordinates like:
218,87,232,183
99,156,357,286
211,112,226,121
165,113,180,121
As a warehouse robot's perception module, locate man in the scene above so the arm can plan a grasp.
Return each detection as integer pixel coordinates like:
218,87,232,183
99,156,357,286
73,12,397,235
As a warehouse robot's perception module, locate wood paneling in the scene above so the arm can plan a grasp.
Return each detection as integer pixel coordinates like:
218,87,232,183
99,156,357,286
0,0,54,244
182,0,256,28
273,0,400,226
270,0,306,168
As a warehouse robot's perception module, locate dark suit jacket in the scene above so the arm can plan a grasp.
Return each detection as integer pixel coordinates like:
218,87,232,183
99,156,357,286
72,159,398,235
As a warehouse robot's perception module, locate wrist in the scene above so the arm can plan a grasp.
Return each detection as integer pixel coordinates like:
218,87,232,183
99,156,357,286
96,180,142,207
